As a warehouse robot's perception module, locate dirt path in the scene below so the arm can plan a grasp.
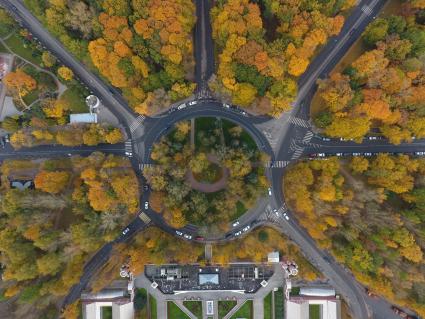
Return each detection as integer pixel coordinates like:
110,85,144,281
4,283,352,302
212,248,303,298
185,153,229,193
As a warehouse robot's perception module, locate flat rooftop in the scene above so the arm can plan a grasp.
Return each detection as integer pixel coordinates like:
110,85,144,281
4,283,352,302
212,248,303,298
145,264,274,294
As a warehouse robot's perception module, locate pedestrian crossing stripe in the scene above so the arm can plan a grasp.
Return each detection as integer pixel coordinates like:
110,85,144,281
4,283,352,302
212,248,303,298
139,163,154,170
302,131,314,143
130,115,145,132
289,117,310,128
265,161,290,168
125,140,132,151
139,212,151,223
361,5,372,15
291,146,304,160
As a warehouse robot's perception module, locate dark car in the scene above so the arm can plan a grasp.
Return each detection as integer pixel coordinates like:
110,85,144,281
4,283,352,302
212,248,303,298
391,306,416,318
195,236,204,241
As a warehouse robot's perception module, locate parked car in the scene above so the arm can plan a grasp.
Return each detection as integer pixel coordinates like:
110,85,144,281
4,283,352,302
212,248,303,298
5,134,10,143
335,153,343,156
274,209,279,216
195,236,204,241
268,188,272,196
391,306,416,318
415,152,425,156
125,151,132,157
176,230,183,236
223,103,230,109
144,201,149,209
317,153,326,157
122,227,130,235
188,101,197,106
365,288,376,298
232,221,240,227
143,184,149,191
177,103,187,110
352,152,361,156
322,137,331,141
242,225,250,232
283,213,289,221
234,230,242,236
364,152,372,156
183,234,192,239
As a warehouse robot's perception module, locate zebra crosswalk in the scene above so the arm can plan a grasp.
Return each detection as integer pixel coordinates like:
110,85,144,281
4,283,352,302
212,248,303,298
139,163,154,170
361,5,372,15
130,115,145,132
291,145,304,160
125,140,132,157
266,161,290,168
138,212,151,224
289,117,310,128
302,131,314,144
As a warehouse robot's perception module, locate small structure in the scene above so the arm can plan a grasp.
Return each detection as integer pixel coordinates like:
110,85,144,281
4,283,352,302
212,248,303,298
81,280,134,319
199,273,219,286
86,95,100,113
268,251,280,263
281,259,299,277
10,180,33,190
69,113,98,124
206,301,214,316
286,286,341,319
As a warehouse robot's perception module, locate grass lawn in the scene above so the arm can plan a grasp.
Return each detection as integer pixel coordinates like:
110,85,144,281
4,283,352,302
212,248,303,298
168,301,190,319
183,301,202,318
274,288,285,319
22,89,40,106
150,294,157,319
61,84,89,113
101,306,113,319
5,33,42,65
309,304,321,319
218,300,237,319
230,201,246,220
222,119,257,151
0,41,7,53
264,292,272,319
230,300,253,319
289,286,300,296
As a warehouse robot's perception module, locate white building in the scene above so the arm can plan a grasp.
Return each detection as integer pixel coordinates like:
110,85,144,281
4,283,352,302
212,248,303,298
268,251,280,263
286,287,341,319
82,280,134,319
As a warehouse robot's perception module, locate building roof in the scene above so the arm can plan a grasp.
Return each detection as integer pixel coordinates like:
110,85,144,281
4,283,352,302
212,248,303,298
85,95,100,108
69,113,98,124
286,299,340,319
268,251,280,263
300,287,336,297
10,180,33,190
199,273,219,285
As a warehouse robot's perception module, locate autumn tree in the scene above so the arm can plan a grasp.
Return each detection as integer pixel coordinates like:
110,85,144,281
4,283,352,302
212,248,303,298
34,170,70,194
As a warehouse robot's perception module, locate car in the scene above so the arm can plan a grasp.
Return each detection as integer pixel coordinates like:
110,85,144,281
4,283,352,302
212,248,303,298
225,233,233,238
177,103,187,110
242,225,250,232
322,137,331,141
415,152,425,156
335,153,343,156
365,288,377,298
317,153,326,157
188,101,197,106
168,108,176,113
268,188,272,196
143,184,149,191
176,230,183,236
4,135,9,143
234,231,242,236
144,201,149,209
412,136,416,140
283,213,289,221
391,306,415,318
125,151,132,157
368,136,378,140
183,234,192,239
352,152,361,156
122,227,130,235
241,111,248,116
364,152,372,156
195,236,204,240
232,221,240,227
223,103,230,109
273,209,279,216
68,153,72,157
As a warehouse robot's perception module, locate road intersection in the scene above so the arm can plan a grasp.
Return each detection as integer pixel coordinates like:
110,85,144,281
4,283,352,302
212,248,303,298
0,0,420,318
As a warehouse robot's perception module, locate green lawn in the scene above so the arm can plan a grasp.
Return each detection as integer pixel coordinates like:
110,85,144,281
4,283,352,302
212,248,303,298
168,301,190,319
183,301,202,318
0,41,7,53
222,119,257,151
264,292,273,319
230,300,253,319
4,33,42,65
22,89,39,106
150,294,157,319
275,288,285,319
218,300,236,319
230,201,247,220
61,84,89,113
101,306,112,319
309,304,321,319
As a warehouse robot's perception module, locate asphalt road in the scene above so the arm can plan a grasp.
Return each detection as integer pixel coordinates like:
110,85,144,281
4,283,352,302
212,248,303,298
0,0,422,318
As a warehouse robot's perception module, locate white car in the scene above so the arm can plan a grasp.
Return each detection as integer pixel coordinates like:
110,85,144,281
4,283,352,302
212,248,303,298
283,213,289,221
125,151,132,157
188,101,197,106
223,103,230,109
352,153,361,156
241,111,248,116
235,231,242,236
242,225,250,232
176,230,183,236
183,234,192,239
268,188,272,196
335,153,343,156
415,152,425,156
232,221,240,227
364,152,372,156
317,153,326,157
122,227,130,235
322,137,331,141
144,201,149,209
177,103,187,110
274,209,279,216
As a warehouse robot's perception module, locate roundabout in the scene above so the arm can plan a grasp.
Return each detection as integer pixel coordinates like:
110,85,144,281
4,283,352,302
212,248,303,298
138,111,273,239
